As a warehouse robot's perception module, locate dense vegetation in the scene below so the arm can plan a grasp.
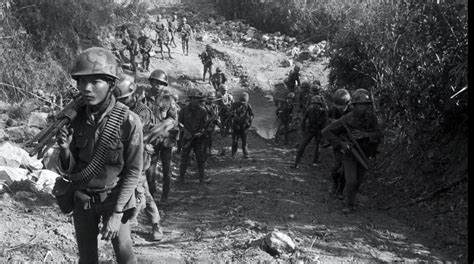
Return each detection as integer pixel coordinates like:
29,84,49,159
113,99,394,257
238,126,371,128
217,0,468,144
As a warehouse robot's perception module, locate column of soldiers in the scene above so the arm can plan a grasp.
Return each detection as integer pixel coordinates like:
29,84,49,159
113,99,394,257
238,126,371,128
113,13,194,72
278,67,382,215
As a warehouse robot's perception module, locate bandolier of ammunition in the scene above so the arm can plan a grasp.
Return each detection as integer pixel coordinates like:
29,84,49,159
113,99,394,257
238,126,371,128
68,102,129,185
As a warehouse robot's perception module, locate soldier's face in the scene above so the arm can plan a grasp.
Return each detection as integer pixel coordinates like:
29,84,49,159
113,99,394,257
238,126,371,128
149,79,164,94
353,103,372,116
77,75,111,106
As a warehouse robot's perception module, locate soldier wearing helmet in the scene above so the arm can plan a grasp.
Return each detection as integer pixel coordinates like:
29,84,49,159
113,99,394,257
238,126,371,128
229,92,254,158
144,69,178,204
322,88,382,214
114,73,164,241
291,95,328,169
168,13,179,48
125,31,139,72
217,84,234,136
56,47,143,263
298,81,311,111
178,88,211,183
275,92,295,145
284,64,301,93
199,44,215,83
138,30,153,72
326,88,352,199
178,16,192,55
203,90,221,161
155,21,172,60
210,67,227,91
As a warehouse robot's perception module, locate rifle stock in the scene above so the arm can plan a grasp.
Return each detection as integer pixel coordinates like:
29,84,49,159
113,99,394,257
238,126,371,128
340,122,370,170
27,96,83,158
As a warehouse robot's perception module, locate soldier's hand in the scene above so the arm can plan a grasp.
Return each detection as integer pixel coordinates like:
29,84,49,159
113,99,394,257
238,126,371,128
101,212,123,241
351,130,367,140
57,126,73,150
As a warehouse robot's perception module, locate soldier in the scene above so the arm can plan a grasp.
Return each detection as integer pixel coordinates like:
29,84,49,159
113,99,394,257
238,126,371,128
275,92,295,145
156,23,172,60
217,84,234,136
126,33,139,73
56,47,142,263
322,89,382,214
210,67,227,91
326,88,352,199
199,44,215,82
178,89,210,183
203,91,220,161
230,92,254,159
284,64,301,93
138,30,153,72
144,69,178,203
114,73,163,241
291,95,327,168
168,13,179,48
298,81,311,112
178,17,192,55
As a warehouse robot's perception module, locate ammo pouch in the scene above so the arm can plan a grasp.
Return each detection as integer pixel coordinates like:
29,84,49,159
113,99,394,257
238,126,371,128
52,177,75,214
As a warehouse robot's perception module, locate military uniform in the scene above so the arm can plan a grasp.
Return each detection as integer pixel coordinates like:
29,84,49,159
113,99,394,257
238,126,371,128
179,21,192,55
59,97,143,263
126,37,139,72
322,89,382,213
144,92,178,202
203,100,220,161
285,69,300,92
210,71,227,91
217,89,234,136
293,96,327,168
155,24,172,59
168,18,179,48
178,98,209,183
199,48,214,82
275,98,294,145
138,35,153,71
230,98,254,158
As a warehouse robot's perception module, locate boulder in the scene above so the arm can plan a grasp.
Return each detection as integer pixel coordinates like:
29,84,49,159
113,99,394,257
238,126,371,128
297,51,313,61
28,112,49,129
30,169,59,193
4,126,26,143
0,141,43,169
0,166,29,185
42,145,62,174
262,35,270,42
260,231,296,256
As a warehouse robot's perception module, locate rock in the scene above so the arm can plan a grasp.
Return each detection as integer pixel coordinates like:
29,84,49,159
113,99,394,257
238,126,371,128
280,59,293,68
4,126,26,143
0,141,43,169
262,35,270,42
297,51,313,61
0,166,29,185
29,169,59,193
0,101,10,113
260,231,296,256
27,112,49,129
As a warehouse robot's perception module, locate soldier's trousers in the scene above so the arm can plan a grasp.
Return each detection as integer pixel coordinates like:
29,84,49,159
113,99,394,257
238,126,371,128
181,38,189,54
275,119,290,144
331,147,345,194
204,133,214,162
343,155,366,207
133,178,160,225
203,64,212,81
295,131,321,165
73,202,136,264
141,52,150,70
146,144,172,200
130,53,137,72
179,138,206,180
232,127,249,157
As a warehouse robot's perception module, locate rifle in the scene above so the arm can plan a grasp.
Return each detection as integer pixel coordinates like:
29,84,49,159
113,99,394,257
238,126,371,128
26,96,84,159
340,122,370,170
181,112,219,149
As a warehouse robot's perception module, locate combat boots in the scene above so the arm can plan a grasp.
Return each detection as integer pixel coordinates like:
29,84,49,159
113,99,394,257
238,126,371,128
152,223,163,241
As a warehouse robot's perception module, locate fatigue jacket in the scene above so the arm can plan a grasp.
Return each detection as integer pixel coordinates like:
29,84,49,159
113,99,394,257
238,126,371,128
211,72,227,86
322,111,382,158
179,23,192,39
231,101,254,127
179,104,208,140
138,36,153,53
276,100,294,122
59,97,143,213
169,19,179,32
199,51,214,66
301,103,327,134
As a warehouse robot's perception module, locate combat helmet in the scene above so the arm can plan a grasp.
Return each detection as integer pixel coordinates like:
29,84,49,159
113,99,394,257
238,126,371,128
114,73,136,99
311,95,324,105
219,84,228,91
71,47,119,80
148,69,168,86
351,89,372,104
240,92,249,102
188,88,204,99
333,88,351,108
300,81,310,90
286,92,295,99
207,91,216,100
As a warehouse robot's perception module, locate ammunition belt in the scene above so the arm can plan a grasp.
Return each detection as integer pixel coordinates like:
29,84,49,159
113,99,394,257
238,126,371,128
69,102,129,185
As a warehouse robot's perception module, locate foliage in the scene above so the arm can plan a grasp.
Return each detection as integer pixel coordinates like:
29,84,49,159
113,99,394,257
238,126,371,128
327,2,468,143
0,0,149,103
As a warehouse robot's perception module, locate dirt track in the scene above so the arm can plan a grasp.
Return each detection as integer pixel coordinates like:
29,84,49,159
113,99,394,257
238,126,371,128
0,6,459,263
